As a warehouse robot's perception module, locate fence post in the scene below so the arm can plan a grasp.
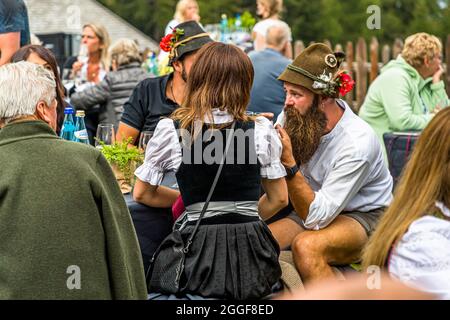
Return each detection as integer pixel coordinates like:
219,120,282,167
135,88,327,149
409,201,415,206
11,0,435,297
345,41,355,110
382,44,390,65
392,38,403,59
370,37,379,83
294,40,305,57
356,37,367,113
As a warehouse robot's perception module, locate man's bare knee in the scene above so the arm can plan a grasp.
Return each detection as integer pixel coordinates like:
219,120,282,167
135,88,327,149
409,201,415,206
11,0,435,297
292,232,325,261
268,218,304,250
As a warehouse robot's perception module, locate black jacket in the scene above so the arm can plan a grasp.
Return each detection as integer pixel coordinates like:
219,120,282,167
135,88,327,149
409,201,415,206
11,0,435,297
70,62,150,127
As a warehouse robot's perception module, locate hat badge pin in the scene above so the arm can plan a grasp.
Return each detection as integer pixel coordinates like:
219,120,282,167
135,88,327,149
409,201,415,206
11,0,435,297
325,54,337,68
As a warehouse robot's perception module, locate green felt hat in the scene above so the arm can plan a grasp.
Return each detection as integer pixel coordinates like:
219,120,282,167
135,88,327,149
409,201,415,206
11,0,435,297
278,43,346,97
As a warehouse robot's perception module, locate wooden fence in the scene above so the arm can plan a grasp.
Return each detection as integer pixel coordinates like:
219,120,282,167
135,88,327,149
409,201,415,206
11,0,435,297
293,35,450,113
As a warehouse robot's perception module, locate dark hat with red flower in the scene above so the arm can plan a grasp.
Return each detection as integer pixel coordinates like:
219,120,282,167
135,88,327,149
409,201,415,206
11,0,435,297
160,20,213,66
278,43,354,98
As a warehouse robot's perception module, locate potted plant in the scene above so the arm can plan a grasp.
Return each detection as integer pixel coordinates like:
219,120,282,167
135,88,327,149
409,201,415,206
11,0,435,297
98,138,144,194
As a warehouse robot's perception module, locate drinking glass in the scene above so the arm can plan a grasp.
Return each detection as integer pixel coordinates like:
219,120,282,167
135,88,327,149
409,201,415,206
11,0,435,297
139,131,153,152
95,124,115,149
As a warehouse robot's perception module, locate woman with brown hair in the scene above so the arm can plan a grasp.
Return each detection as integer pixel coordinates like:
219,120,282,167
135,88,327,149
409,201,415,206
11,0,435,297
11,45,67,133
362,107,450,299
133,42,288,299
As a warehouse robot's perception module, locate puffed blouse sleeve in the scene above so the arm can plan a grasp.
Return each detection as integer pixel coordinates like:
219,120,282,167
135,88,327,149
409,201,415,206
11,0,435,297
254,116,287,179
134,118,182,186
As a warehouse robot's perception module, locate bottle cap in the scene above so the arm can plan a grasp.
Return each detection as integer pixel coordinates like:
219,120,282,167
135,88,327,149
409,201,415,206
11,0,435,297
76,110,86,117
64,107,74,114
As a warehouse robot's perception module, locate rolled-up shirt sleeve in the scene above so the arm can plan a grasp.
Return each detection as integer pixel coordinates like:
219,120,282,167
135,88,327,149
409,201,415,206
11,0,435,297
303,158,370,230
134,119,181,185
255,116,286,179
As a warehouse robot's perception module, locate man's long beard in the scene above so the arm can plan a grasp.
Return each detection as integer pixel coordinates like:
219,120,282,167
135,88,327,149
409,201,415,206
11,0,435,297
284,96,328,166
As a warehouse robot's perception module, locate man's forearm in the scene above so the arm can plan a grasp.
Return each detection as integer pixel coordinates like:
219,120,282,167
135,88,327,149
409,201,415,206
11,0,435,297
286,171,315,221
0,32,20,66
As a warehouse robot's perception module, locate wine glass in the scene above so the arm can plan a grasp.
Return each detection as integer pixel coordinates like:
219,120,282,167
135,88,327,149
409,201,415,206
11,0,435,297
138,131,153,152
95,124,115,149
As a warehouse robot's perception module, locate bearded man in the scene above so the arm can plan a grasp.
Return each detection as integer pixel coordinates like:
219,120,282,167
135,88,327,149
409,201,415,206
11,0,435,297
269,43,393,285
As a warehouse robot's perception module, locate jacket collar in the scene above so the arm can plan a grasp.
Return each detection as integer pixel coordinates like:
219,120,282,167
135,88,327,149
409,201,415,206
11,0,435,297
0,120,59,147
387,56,431,91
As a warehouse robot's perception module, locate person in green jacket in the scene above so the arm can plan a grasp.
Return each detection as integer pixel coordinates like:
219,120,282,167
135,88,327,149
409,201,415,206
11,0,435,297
0,61,147,300
359,32,449,155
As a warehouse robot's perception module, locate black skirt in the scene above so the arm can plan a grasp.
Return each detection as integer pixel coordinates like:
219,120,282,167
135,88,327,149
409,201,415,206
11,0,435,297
178,215,281,300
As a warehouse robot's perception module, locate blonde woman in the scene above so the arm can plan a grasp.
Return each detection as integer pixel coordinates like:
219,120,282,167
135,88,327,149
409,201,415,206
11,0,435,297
164,0,200,36
360,32,449,154
66,23,111,84
252,0,292,58
362,107,450,300
70,39,149,128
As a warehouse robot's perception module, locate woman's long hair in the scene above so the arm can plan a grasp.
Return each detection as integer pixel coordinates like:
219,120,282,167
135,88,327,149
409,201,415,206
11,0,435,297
362,108,450,269
171,42,254,135
11,45,67,132
83,23,111,71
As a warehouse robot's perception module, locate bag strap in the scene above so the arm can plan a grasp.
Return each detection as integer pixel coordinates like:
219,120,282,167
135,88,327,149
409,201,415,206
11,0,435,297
183,121,236,253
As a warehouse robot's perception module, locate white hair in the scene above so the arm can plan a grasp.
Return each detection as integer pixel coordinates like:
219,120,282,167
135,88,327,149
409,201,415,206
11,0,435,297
0,61,56,123
265,21,291,48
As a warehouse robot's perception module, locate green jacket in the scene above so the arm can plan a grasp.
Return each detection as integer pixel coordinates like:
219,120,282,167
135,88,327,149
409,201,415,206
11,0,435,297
359,56,449,151
0,121,147,299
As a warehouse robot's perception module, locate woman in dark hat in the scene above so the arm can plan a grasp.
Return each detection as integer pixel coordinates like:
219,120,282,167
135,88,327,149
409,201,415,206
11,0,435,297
116,20,213,145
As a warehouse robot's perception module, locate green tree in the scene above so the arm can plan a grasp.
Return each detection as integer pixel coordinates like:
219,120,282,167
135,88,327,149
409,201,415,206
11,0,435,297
98,0,450,49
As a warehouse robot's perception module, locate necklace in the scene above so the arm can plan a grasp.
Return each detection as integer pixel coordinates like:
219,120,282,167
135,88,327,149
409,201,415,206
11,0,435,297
170,80,179,106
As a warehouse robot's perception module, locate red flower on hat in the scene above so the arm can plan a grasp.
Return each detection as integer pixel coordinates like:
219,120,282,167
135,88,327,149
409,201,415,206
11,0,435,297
336,71,355,96
159,28,185,53
160,34,173,52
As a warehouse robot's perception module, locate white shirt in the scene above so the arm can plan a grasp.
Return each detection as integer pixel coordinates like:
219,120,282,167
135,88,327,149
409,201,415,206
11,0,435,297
135,109,286,185
164,19,181,37
277,100,393,230
389,211,450,300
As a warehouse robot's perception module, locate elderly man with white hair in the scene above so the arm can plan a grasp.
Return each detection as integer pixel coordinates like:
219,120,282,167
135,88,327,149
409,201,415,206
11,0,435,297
0,61,147,299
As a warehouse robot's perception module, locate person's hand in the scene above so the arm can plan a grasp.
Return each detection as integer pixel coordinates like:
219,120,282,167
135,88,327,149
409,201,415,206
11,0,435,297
259,112,274,120
432,64,445,84
72,61,84,75
275,124,296,168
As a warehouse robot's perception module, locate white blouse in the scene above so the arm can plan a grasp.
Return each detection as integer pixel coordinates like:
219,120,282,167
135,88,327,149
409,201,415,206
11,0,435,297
389,206,450,300
135,109,286,186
